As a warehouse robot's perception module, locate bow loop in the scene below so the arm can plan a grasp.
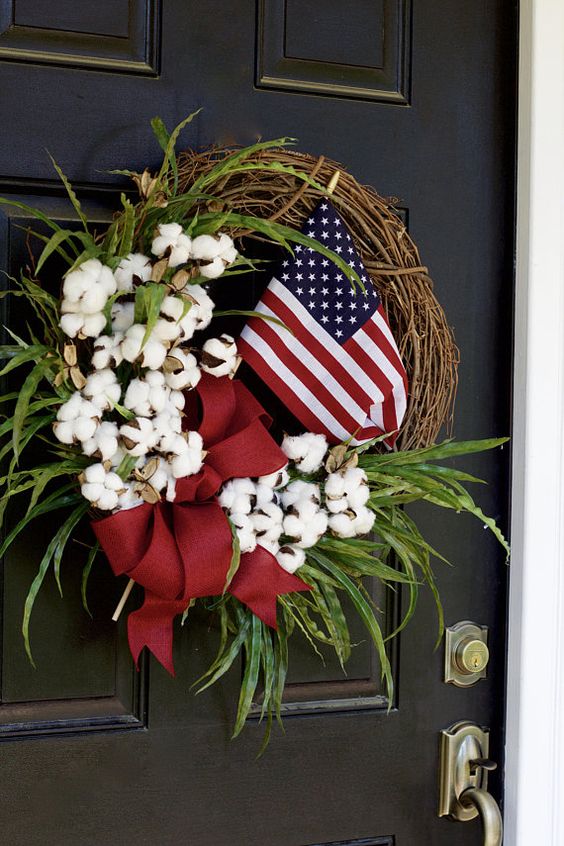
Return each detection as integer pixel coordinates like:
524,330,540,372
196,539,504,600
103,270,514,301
93,374,310,674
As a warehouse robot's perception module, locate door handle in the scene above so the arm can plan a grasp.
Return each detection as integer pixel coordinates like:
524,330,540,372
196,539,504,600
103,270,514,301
460,787,503,846
438,721,503,845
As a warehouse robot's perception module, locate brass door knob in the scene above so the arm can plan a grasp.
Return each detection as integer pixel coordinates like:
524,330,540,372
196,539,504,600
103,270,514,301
445,621,489,687
455,637,490,674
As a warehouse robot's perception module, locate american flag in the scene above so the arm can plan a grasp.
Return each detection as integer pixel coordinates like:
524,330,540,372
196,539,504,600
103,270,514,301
238,200,408,446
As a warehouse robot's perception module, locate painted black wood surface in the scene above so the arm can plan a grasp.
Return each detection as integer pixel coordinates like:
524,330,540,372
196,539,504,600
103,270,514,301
0,2,516,844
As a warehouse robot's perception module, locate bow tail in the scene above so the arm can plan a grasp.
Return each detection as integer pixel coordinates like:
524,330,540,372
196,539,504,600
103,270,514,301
127,593,187,675
230,547,311,628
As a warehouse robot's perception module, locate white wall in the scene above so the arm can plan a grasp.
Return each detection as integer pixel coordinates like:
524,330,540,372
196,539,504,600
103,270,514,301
505,1,564,843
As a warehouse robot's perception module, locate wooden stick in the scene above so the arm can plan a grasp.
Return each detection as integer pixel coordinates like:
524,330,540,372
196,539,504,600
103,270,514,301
327,170,341,195
112,578,135,622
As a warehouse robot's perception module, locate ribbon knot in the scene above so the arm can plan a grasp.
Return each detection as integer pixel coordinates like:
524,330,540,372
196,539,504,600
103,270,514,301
93,373,310,675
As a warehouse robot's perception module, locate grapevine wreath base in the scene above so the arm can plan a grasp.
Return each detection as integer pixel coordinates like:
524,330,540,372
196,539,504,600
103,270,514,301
177,146,460,452
0,115,506,747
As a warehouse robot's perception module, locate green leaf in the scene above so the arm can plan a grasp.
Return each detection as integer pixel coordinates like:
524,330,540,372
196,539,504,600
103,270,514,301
232,613,262,738
0,344,50,376
213,309,292,332
12,361,55,461
48,155,89,231
156,110,202,195
22,500,88,665
0,485,80,558
81,541,100,617
194,611,252,693
35,229,80,273
308,549,393,700
224,519,241,592
53,500,89,596
0,198,63,234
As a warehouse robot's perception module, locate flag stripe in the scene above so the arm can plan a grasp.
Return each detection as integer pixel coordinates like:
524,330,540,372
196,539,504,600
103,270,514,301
260,280,386,403
356,324,407,423
344,336,398,434
238,331,352,441
364,314,409,393
244,316,364,433
245,300,374,419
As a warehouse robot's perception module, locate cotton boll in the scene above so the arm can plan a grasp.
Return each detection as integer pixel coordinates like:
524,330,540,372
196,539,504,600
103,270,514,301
282,432,328,474
96,488,120,511
347,484,370,510
63,259,116,302
201,334,238,378
164,349,201,391
80,462,125,511
83,369,121,412
115,253,152,292
281,480,320,509
170,442,204,478
82,312,108,338
258,466,289,490
121,324,167,370
117,483,144,512
124,378,151,417
54,393,100,445
79,283,108,315
191,233,236,265
328,512,357,539
255,482,277,508
111,302,135,332
59,312,84,339
151,223,192,267
82,421,119,461
251,502,284,544
325,495,348,514
351,506,375,536
218,478,257,514
92,333,124,369
190,234,224,261
120,417,158,456
56,392,84,423
152,408,183,439
230,513,257,554
276,545,306,574
324,471,347,500
188,284,215,330
53,420,74,444
198,257,225,280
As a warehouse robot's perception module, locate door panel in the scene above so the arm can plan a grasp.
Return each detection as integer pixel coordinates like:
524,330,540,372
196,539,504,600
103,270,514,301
0,2,515,844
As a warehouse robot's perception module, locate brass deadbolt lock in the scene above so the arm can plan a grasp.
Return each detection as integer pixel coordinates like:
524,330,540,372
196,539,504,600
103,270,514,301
445,621,489,687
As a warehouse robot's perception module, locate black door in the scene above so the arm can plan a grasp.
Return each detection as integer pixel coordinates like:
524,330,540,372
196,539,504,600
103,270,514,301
0,3,515,844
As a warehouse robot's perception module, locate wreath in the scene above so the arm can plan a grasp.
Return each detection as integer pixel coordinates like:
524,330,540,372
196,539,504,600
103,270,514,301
0,114,508,748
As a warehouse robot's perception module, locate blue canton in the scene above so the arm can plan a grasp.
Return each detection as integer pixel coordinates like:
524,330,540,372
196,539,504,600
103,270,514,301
277,201,380,344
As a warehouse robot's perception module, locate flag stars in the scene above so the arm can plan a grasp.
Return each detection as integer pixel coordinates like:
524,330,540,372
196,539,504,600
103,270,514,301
309,273,316,281
309,258,316,267
321,287,329,295
296,273,303,281
321,259,329,267
335,246,343,253
321,273,329,281
335,288,343,295
282,260,289,267
321,217,329,225
295,259,303,266
321,301,329,310
308,300,316,309
349,316,357,324
295,245,303,253
321,315,329,324
335,231,342,240
336,330,343,338
282,273,290,281
362,301,371,310
308,287,316,295
320,203,328,210
296,287,304,295
335,316,343,324
321,231,329,240
335,302,343,311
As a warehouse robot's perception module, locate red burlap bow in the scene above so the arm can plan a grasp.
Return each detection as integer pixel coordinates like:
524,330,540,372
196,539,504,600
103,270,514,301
92,373,311,675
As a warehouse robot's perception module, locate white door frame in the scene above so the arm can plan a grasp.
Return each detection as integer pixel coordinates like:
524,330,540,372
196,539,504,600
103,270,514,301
505,1,564,843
